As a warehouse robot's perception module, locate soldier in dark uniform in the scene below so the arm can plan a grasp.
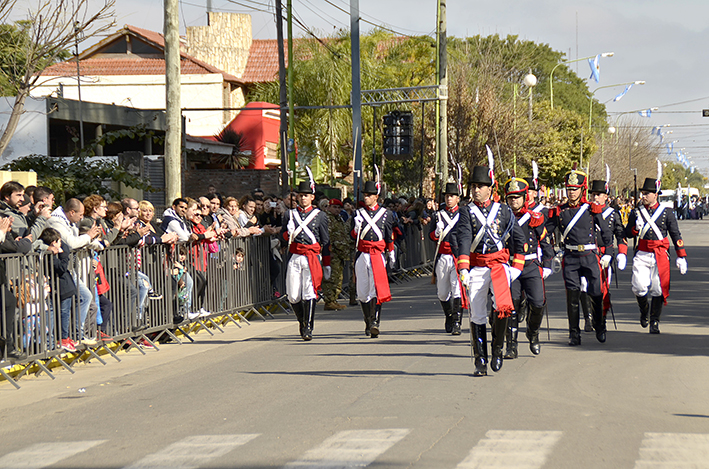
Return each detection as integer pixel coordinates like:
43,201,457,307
588,176,628,328
322,198,351,310
503,177,553,359
457,166,526,377
625,176,687,334
351,180,395,338
548,169,613,346
280,178,330,341
430,182,464,335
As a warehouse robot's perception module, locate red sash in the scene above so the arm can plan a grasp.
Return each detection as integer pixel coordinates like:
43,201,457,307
290,243,323,292
357,239,391,304
470,249,514,317
599,258,610,316
638,238,671,304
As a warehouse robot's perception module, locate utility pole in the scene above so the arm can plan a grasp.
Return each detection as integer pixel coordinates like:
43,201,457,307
437,0,448,191
351,0,362,202
276,0,289,196
287,0,296,187
164,0,181,202
74,22,84,150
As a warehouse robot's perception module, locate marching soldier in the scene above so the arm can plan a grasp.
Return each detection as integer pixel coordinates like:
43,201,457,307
430,182,464,335
548,168,613,346
352,178,395,338
625,167,687,334
322,198,351,310
588,168,628,328
457,156,526,377
280,171,330,341
503,177,553,359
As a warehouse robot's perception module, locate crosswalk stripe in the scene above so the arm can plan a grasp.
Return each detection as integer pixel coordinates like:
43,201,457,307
123,434,260,469
635,432,709,468
284,428,410,468
0,440,107,469
455,430,562,469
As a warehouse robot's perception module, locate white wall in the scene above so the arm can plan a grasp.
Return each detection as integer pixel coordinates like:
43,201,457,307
0,96,48,164
32,74,227,137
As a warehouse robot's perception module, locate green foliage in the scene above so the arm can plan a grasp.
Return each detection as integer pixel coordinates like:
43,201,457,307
214,127,250,169
0,20,70,95
2,124,158,203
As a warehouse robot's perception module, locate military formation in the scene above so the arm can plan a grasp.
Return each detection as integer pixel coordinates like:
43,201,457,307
281,159,688,378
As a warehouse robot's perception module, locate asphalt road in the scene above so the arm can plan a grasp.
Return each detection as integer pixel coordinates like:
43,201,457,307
1,220,708,469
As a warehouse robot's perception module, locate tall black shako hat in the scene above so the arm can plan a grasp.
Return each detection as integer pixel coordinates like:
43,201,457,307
590,164,611,194
640,160,663,193
504,177,529,197
564,169,587,188
362,180,379,194
442,182,460,195
296,166,316,193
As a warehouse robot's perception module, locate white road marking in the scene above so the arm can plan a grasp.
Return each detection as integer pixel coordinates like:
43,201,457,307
284,428,410,468
635,432,709,468
123,434,260,469
456,430,563,469
0,440,107,469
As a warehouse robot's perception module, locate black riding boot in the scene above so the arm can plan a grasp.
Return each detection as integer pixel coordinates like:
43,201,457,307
581,291,593,332
292,301,305,339
370,302,381,338
526,303,544,355
490,314,507,372
360,300,372,336
441,299,454,333
504,300,520,359
591,295,606,343
637,294,650,328
471,323,488,377
649,296,663,334
566,290,582,346
451,298,463,335
301,299,316,341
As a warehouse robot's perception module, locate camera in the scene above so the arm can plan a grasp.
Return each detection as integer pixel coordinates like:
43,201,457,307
269,202,277,208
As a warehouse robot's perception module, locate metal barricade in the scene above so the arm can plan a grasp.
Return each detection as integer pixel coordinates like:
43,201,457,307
0,235,288,389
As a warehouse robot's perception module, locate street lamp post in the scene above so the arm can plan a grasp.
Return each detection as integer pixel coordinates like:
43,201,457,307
549,52,614,110
589,81,645,130
523,72,537,122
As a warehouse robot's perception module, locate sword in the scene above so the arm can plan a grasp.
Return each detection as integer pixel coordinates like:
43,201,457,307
609,304,617,330
544,302,550,340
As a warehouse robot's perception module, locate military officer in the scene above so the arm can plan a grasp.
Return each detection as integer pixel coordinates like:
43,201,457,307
352,180,395,338
430,182,464,335
503,177,553,359
322,198,351,310
548,169,613,346
587,174,628,329
625,174,687,334
457,165,526,377
280,176,330,341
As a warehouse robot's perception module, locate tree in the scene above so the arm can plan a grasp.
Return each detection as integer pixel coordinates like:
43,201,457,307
0,0,115,158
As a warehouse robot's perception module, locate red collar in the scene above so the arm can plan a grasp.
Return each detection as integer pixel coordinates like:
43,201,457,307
474,199,491,208
297,205,314,214
366,204,379,211
644,202,660,210
447,205,459,213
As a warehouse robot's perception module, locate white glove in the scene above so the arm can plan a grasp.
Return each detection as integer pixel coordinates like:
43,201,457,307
434,219,445,237
388,250,396,268
354,215,363,233
323,266,331,280
509,267,522,283
459,269,469,287
676,257,687,275
600,254,612,269
616,253,627,271
635,215,643,232
542,267,553,279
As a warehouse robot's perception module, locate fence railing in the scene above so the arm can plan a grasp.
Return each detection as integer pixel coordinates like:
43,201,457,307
0,235,285,387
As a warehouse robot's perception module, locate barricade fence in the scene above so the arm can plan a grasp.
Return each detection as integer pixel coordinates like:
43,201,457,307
0,235,285,386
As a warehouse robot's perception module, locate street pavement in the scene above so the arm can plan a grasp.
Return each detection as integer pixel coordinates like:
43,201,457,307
1,220,708,468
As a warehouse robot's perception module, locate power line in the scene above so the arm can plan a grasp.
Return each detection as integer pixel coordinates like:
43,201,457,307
329,0,433,36
322,0,428,38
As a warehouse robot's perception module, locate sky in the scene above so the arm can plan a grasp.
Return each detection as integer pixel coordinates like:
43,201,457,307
92,0,709,175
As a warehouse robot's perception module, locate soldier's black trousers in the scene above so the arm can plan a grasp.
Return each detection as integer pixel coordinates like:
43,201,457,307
510,262,545,309
562,252,602,296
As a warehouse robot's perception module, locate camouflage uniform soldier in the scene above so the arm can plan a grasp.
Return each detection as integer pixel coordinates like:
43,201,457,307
323,198,351,310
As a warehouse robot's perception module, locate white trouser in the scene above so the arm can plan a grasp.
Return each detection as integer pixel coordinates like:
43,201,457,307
466,265,513,325
355,252,385,303
631,251,662,297
286,254,316,302
435,254,461,301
